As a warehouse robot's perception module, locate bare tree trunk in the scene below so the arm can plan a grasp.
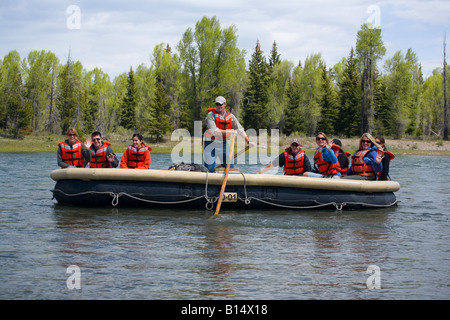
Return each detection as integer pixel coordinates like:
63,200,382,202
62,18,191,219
444,33,449,140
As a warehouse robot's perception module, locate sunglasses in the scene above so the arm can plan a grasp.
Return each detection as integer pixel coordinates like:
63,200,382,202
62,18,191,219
361,140,371,143
93,138,101,141
68,134,76,137
215,103,223,106
316,137,326,141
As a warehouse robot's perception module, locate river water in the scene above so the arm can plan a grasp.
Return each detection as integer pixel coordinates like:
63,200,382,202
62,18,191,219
0,152,449,300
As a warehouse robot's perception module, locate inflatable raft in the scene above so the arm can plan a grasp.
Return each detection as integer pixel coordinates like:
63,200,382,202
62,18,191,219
50,168,400,211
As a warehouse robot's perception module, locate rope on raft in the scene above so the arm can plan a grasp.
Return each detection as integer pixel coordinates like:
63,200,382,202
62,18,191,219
51,188,399,211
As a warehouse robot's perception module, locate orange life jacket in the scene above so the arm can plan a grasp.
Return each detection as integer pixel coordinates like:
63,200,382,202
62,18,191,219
205,108,233,141
314,147,340,175
59,140,85,168
351,149,376,177
283,149,306,175
124,144,151,169
90,141,111,168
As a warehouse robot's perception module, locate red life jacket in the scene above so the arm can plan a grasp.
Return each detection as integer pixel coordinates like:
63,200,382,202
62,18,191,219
90,141,111,168
384,150,395,160
124,144,151,169
377,150,395,180
205,108,233,141
314,147,340,175
283,148,306,175
59,140,85,168
351,149,375,177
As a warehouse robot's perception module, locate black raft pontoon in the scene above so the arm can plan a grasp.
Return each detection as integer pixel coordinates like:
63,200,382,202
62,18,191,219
50,168,400,211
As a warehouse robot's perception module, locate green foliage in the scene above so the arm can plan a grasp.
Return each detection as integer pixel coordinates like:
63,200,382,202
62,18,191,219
177,16,247,131
295,53,324,136
0,50,33,138
317,65,339,134
120,67,137,130
266,60,293,131
149,75,172,142
56,54,83,134
23,50,59,134
356,23,386,134
243,40,270,130
337,48,361,137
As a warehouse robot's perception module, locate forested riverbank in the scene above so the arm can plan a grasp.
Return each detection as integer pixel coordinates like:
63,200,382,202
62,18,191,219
1,17,449,146
1,133,449,155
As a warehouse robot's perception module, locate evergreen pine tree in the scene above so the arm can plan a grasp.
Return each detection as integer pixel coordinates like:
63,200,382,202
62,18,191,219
284,78,301,136
374,74,388,134
338,48,361,137
120,67,137,130
317,65,339,134
243,40,270,130
149,74,172,142
269,41,281,68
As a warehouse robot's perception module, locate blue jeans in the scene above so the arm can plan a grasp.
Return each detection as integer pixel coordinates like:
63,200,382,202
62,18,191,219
203,140,234,173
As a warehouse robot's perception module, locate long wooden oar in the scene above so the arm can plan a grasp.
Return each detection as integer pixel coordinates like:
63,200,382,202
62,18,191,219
214,132,236,215
214,144,250,170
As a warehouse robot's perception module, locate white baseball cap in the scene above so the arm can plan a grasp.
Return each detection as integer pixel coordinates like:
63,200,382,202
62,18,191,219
215,96,226,104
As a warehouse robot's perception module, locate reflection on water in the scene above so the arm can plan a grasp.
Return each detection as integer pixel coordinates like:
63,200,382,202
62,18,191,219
0,153,449,299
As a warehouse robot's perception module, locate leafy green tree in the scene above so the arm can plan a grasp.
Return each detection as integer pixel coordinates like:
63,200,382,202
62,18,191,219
83,67,112,133
297,53,324,136
356,23,386,134
406,49,423,136
337,48,360,137
23,50,59,134
267,60,293,131
120,67,137,130
0,50,32,138
177,16,247,131
134,64,156,133
382,49,421,138
418,69,444,136
243,40,270,130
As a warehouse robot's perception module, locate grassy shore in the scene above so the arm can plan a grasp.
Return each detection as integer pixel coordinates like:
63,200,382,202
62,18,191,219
1,133,450,155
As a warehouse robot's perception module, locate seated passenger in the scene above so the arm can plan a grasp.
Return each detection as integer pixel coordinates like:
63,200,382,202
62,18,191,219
331,138,350,176
375,135,395,181
304,132,341,178
120,133,151,169
342,133,383,180
87,131,119,168
57,127,91,168
255,139,312,175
